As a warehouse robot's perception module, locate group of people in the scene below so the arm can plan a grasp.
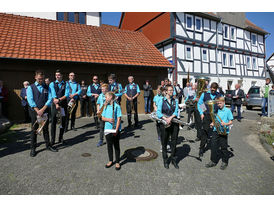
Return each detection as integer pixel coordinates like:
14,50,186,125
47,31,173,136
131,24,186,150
14,69,273,171
22,70,145,171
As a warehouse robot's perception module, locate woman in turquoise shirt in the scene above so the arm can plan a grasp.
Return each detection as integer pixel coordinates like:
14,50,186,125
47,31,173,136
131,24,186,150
102,92,122,170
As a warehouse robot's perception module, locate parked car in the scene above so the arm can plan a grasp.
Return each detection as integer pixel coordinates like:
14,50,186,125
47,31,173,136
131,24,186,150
225,90,233,105
244,86,262,110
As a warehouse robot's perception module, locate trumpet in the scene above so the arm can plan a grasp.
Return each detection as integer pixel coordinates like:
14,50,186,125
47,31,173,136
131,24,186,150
67,99,76,115
32,113,48,135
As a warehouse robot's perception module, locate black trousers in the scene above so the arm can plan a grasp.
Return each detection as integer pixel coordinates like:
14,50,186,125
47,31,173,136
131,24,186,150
193,107,202,139
99,118,105,141
210,131,229,164
23,105,30,122
51,104,67,144
80,97,90,117
29,108,50,150
66,100,78,129
159,122,179,162
156,122,161,139
105,132,121,163
187,106,195,123
200,113,212,150
126,99,138,125
90,100,98,126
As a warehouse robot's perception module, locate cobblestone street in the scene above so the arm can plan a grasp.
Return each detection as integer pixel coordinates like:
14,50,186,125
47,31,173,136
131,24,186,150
0,111,273,195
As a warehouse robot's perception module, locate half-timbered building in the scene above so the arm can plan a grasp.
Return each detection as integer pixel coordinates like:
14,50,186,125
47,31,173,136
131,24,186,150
119,12,268,93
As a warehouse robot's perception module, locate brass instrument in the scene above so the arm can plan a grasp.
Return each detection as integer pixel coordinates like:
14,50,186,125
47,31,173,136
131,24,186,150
150,112,191,128
67,99,76,115
206,100,227,135
32,113,48,135
56,109,62,125
196,77,209,99
97,102,107,119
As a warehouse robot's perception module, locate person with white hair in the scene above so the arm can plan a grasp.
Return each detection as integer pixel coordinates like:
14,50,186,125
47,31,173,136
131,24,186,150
20,81,30,122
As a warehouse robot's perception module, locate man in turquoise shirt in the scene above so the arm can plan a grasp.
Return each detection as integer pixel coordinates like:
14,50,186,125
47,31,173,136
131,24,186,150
65,72,81,131
27,70,57,157
205,96,233,170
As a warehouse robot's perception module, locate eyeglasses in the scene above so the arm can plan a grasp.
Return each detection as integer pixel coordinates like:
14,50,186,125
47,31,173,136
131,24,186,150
93,79,98,80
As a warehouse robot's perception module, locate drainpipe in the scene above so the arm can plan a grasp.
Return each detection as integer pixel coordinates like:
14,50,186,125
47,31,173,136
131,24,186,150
215,18,222,85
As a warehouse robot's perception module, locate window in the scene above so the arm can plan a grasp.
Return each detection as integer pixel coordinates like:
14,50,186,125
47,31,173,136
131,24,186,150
185,46,193,60
230,27,236,41
223,25,229,39
186,15,193,30
223,53,228,66
252,57,257,70
195,17,202,32
246,57,251,69
202,49,208,62
251,34,257,45
57,12,86,24
229,54,235,67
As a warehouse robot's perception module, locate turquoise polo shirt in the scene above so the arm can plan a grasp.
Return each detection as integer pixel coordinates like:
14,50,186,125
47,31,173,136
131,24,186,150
27,81,52,108
153,94,163,107
96,93,106,109
49,80,70,99
110,82,123,98
102,102,122,131
214,106,234,134
156,97,179,119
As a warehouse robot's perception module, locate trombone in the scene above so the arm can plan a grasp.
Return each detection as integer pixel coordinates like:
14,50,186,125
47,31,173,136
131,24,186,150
32,113,48,135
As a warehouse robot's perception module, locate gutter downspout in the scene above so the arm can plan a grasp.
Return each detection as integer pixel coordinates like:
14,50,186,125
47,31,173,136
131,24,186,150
215,18,222,84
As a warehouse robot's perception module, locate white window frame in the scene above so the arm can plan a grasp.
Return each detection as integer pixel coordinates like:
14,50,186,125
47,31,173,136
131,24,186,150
202,48,208,62
246,56,251,69
186,14,194,30
195,16,203,32
230,26,236,41
251,33,257,46
223,24,229,39
229,54,235,68
252,57,258,70
222,52,228,67
185,45,193,60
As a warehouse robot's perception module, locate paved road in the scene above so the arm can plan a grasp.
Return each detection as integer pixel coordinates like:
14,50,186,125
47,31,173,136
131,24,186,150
0,110,273,195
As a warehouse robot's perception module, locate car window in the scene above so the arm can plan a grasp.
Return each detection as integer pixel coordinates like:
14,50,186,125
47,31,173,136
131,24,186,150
248,88,260,94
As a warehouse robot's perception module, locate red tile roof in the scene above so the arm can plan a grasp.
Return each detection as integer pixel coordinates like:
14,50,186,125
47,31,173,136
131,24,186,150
0,13,173,68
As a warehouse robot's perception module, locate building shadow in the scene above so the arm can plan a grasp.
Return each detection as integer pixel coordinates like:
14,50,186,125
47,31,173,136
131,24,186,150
0,128,31,158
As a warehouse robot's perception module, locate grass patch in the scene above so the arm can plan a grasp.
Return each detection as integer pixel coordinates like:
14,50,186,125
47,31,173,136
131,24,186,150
261,131,274,146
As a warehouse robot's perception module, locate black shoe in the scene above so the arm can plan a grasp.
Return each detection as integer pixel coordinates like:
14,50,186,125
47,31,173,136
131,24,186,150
220,162,228,170
195,137,201,141
58,138,66,145
134,123,139,128
199,149,204,158
71,126,77,131
164,161,169,169
105,162,114,168
171,159,179,169
30,149,36,157
205,161,216,168
47,146,58,152
127,124,132,129
115,163,121,171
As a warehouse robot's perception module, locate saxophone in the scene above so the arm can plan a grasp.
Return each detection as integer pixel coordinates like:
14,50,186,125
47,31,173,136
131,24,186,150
206,100,227,135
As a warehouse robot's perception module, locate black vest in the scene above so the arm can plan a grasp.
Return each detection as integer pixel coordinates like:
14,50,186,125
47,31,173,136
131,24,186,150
54,81,67,107
89,84,101,102
203,92,222,114
126,84,138,99
109,83,122,101
162,98,176,117
30,83,48,110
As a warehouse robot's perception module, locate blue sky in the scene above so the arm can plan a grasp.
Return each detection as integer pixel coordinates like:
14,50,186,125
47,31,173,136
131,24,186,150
102,12,274,59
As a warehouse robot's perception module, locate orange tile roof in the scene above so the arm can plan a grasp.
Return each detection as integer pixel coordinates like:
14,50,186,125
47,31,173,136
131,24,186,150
0,13,173,68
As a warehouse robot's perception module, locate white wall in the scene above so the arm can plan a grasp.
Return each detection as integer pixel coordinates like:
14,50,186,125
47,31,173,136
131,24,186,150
8,12,57,20
86,12,100,26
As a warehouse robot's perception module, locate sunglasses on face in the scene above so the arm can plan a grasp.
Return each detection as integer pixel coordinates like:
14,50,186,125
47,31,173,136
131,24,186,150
93,79,98,80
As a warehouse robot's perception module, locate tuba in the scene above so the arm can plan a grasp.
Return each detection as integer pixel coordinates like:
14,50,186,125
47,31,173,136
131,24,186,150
196,77,209,99
206,100,227,135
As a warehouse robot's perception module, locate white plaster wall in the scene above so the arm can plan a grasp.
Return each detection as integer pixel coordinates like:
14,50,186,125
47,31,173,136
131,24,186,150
164,44,173,59
86,12,100,26
8,12,56,20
